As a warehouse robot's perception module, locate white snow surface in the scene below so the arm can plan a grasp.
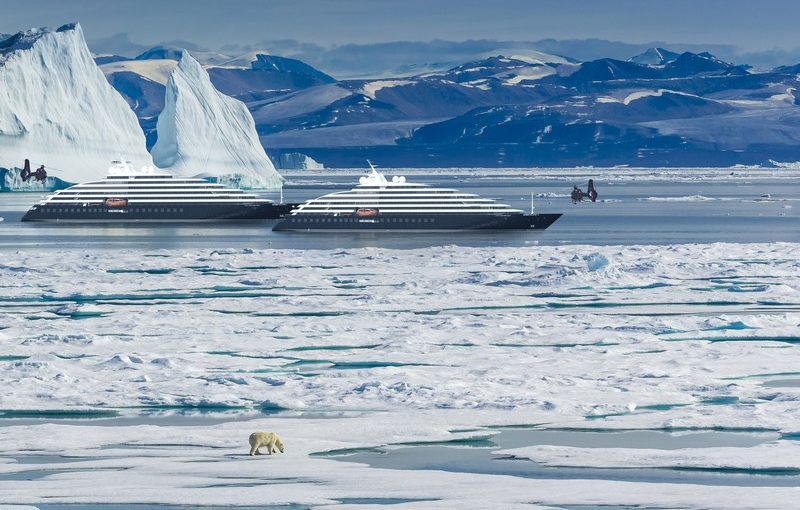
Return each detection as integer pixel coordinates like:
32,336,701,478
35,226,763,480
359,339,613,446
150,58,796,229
150,52,283,189
501,441,800,470
2,242,800,508
0,24,152,182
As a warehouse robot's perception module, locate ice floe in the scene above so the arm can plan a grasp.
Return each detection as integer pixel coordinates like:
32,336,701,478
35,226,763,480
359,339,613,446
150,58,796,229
1,242,800,508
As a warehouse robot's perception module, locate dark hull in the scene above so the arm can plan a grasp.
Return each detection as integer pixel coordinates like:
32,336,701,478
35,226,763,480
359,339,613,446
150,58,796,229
21,202,298,222
273,213,562,231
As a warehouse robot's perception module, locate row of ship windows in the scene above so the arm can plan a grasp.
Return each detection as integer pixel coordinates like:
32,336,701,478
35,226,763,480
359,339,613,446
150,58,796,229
290,216,436,223
338,191,461,195
308,198,490,207
59,191,247,195
106,176,187,180
305,204,499,208
47,207,185,213
74,186,232,190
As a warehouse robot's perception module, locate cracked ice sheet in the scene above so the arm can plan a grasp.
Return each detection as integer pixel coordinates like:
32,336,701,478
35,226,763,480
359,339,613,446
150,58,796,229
0,243,799,417
1,412,800,510
0,243,800,507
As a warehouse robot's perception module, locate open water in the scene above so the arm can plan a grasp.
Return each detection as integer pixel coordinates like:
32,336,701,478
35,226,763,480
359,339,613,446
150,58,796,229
0,171,797,249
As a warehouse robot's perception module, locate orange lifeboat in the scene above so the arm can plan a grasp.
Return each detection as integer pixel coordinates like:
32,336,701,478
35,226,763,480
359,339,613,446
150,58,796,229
355,208,379,218
105,198,128,208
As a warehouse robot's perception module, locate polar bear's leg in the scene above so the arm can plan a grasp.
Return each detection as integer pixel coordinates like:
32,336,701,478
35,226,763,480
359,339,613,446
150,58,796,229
267,439,275,454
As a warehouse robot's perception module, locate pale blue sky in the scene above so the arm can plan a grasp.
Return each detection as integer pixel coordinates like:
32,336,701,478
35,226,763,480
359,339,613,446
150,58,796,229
1,0,798,52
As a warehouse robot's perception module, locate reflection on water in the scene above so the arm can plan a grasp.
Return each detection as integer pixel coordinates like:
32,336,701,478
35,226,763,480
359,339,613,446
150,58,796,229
1,173,798,249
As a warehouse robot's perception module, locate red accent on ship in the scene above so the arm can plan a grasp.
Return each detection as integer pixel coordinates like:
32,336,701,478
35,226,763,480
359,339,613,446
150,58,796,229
355,208,379,218
105,198,128,208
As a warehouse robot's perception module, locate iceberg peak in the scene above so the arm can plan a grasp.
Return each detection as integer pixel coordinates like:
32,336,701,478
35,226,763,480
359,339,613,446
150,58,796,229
151,51,282,189
0,22,152,183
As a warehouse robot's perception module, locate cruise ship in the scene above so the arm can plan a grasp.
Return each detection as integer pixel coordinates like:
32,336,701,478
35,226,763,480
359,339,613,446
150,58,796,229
22,160,296,222
273,166,561,231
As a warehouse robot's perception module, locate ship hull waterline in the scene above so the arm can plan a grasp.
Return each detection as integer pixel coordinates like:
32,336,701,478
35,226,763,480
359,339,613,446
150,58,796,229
273,213,562,232
21,202,298,222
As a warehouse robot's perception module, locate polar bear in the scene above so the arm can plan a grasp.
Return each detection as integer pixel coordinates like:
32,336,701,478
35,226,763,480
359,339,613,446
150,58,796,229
249,431,285,456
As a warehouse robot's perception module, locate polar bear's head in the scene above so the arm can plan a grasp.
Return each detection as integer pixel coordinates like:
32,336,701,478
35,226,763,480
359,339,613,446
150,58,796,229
275,436,285,453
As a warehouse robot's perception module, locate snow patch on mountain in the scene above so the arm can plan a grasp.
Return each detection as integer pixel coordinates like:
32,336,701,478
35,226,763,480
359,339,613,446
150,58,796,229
461,79,492,90
623,89,698,105
0,23,152,183
768,87,796,103
100,59,177,85
629,47,680,66
361,80,414,99
151,52,282,189
501,65,557,84
482,48,571,65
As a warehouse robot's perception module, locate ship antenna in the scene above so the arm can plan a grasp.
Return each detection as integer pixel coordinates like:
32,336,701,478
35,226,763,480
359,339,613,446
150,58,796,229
367,159,376,172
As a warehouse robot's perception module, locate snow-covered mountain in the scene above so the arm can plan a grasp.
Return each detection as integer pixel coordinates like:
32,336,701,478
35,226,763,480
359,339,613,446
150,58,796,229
151,52,282,189
94,36,800,167
0,23,151,182
629,47,680,66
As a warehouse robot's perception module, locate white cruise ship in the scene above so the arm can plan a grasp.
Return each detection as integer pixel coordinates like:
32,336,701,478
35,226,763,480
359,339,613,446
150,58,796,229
273,165,561,231
22,160,296,222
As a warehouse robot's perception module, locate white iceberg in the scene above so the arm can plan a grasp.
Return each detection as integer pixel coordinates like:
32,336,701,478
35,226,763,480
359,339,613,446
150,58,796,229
151,51,283,189
0,23,151,184
276,152,324,170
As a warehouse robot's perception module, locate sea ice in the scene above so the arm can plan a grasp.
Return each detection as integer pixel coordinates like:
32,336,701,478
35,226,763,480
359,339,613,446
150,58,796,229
1,243,799,508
